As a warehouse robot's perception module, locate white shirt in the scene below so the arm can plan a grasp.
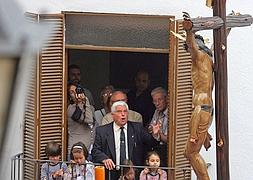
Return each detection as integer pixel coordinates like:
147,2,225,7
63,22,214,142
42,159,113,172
113,122,129,167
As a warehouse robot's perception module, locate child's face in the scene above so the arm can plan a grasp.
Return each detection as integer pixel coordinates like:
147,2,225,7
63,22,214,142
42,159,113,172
147,154,160,167
48,155,61,164
73,152,85,165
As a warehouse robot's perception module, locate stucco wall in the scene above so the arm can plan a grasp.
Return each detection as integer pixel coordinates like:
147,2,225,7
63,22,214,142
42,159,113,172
3,0,253,179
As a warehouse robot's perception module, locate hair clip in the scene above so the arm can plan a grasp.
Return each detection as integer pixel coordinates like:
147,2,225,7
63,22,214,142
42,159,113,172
73,145,83,149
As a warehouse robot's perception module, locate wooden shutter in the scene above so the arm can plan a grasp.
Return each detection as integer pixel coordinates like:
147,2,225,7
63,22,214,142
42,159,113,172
23,13,66,179
168,20,192,180
38,14,66,160
23,13,38,180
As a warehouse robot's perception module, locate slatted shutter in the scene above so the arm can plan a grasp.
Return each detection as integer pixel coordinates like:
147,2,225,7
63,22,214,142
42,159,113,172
38,14,66,160
23,13,38,180
23,13,66,179
168,20,192,180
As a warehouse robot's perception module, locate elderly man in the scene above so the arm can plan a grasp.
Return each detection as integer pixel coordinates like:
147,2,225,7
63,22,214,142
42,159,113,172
149,87,168,167
101,91,142,125
92,101,160,179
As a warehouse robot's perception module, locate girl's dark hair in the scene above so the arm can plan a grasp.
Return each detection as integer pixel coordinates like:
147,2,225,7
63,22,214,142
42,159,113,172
145,151,160,164
45,141,61,157
122,159,134,176
70,141,88,160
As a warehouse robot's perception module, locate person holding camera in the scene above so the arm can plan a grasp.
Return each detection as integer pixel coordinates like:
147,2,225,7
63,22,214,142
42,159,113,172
67,82,95,160
68,64,95,107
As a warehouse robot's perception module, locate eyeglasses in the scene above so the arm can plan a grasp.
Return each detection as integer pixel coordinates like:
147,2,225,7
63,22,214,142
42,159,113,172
102,92,112,97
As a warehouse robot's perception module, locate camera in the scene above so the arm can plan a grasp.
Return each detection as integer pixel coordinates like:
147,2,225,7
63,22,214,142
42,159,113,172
76,83,85,95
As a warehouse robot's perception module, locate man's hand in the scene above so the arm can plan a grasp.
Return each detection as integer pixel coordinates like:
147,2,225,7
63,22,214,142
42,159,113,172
152,121,161,135
182,12,193,31
102,159,115,170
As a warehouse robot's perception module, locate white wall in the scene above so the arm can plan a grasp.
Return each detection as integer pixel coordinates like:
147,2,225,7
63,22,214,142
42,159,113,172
227,3,253,180
5,0,253,179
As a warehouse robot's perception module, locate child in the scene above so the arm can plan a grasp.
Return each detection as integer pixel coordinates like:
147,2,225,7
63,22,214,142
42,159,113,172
67,141,95,180
119,159,135,180
139,151,167,180
41,141,67,180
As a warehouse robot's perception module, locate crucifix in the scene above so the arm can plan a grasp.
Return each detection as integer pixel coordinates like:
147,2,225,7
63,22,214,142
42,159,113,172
178,1,253,180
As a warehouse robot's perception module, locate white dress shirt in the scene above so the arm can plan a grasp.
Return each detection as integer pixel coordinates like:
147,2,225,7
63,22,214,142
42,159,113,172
113,122,129,167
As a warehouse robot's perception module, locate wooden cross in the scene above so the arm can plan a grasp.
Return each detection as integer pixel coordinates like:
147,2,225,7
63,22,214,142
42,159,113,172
185,1,253,180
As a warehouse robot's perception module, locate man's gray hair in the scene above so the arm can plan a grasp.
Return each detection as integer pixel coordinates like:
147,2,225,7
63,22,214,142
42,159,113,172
151,87,167,97
111,101,129,113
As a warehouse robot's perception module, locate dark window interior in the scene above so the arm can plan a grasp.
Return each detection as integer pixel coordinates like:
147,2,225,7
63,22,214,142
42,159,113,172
68,49,168,109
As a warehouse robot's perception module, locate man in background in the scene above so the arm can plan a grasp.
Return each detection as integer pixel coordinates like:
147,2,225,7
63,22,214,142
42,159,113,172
149,87,168,167
101,91,142,125
68,64,95,106
127,70,155,128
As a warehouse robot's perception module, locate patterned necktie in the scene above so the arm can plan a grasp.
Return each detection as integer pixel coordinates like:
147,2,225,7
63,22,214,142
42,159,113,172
120,127,126,164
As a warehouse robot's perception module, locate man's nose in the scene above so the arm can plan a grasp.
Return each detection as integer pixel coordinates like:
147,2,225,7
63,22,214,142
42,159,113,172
52,157,58,160
154,102,160,106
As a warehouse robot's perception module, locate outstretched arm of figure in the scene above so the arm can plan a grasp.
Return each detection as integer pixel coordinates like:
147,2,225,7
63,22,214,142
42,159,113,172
182,12,200,59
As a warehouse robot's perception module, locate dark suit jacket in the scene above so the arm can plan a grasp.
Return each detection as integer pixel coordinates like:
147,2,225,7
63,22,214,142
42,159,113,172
92,121,159,166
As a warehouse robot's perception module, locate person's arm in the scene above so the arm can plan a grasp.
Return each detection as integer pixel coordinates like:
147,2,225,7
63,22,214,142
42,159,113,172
182,12,200,60
140,123,160,146
84,88,95,107
139,169,149,180
91,127,115,170
82,97,94,125
159,132,167,143
135,111,143,123
62,163,68,175
40,163,48,180
158,169,167,180
101,113,113,125
159,117,168,143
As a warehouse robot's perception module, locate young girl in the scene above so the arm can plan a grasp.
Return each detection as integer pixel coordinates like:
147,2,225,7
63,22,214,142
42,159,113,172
119,159,135,180
139,151,167,180
41,141,67,180
67,142,95,180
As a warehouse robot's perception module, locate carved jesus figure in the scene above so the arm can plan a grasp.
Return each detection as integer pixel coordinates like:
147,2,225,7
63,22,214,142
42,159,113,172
183,12,213,180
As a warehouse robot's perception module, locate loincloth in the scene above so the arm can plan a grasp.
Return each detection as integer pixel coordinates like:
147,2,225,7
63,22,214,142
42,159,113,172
200,104,213,116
